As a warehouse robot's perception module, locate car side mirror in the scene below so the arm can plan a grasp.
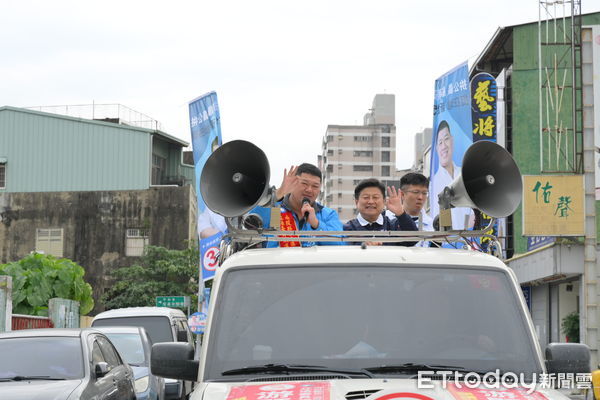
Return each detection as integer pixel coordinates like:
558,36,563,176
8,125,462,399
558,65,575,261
177,329,188,342
546,343,591,374
151,342,198,382
95,362,110,378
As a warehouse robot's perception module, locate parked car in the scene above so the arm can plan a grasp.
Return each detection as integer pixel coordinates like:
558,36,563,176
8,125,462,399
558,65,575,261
94,326,165,400
0,328,135,400
92,307,193,400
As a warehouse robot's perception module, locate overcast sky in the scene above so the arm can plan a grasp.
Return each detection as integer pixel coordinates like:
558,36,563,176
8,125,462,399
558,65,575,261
2,1,598,185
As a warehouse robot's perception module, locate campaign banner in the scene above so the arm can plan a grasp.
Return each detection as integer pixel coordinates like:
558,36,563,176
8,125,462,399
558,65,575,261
430,61,473,230
226,382,330,400
189,92,226,280
471,72,497,142
200,231,222,281
470,72,498,252
190,91,222,215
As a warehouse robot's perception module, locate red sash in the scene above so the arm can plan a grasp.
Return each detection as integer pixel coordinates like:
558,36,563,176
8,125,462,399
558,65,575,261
279,210,301,247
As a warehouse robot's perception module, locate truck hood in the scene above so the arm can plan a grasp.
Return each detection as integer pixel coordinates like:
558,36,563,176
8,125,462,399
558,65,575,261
0,379,82,400
194,379,570,400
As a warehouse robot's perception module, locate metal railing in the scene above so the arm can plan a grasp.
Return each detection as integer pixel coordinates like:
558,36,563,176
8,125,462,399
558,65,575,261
26,103,163,131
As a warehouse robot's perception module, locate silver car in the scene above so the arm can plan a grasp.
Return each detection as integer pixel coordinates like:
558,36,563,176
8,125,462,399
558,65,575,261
94,326,165,400
0,328,136,400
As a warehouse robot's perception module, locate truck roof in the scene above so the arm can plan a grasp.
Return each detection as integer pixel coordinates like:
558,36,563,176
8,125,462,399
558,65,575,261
219,245,508,271
93,306,186,320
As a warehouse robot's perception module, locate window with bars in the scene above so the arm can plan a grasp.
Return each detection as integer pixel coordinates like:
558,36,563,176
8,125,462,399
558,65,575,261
353,165,373,172
36,228,64,257
354,150,373,157
381,151,390,162
126,229,149,257
354,136,372,142
381,166,390,176
381,137,391,147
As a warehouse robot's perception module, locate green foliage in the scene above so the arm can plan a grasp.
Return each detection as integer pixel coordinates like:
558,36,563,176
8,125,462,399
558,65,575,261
0,253,94,316
101,245,199,310
561,311,580,343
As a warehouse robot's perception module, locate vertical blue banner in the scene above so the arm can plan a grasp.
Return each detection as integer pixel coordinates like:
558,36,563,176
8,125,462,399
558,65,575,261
189,91,222,215
199,232,221,281
189,92,227,281
430,62,473,230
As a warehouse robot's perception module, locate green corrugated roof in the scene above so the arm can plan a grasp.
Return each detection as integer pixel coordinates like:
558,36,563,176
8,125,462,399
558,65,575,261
0,106,189,147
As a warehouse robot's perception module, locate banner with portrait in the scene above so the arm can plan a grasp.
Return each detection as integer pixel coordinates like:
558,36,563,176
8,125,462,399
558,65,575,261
189,91,225,281
430,61,473,230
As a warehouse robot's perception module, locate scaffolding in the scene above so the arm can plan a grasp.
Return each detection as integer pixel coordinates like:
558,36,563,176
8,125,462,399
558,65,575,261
538,0,583,173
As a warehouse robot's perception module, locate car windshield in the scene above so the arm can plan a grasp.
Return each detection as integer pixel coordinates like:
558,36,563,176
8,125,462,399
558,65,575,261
205,265,542,380
93,316,172,344
0,336,84,380
103,333,146,365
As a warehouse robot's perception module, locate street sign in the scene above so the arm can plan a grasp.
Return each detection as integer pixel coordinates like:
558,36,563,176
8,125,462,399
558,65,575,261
156,296,190,308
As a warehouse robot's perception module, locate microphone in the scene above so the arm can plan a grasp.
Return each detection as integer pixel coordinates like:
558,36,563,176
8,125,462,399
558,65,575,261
299,197,310,228
302,197,310,220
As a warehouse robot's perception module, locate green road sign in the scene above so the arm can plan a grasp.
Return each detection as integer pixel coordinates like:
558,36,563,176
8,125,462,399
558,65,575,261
156,296,190,308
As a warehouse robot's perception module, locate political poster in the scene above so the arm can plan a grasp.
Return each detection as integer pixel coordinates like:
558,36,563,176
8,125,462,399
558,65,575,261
430,61,473,230
189,91,226,280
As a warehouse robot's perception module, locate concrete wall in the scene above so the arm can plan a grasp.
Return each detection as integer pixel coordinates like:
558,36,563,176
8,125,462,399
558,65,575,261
0,185,197,314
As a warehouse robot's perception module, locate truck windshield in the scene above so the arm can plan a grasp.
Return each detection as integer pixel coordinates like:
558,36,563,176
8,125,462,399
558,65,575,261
205,265,542,380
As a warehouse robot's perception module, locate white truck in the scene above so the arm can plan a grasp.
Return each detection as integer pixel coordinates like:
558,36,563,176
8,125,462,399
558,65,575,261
150,140,591,400
150,244,590,400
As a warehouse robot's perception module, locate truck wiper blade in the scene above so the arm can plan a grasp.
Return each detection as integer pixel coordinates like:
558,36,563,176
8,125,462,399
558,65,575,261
0,375,67,381
222,363,374,378
365,363,466,374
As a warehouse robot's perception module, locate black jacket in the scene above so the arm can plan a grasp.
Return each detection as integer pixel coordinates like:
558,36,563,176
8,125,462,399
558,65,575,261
343,212,418,246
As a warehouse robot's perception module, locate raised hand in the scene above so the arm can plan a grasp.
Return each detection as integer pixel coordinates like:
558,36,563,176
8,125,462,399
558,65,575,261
386,186,405,216
276,166,299,200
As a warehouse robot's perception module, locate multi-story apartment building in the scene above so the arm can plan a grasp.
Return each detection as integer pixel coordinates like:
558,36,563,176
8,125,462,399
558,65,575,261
320,94,404,222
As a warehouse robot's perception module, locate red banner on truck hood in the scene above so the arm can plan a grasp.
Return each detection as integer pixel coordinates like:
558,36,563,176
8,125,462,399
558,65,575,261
227,382,331,400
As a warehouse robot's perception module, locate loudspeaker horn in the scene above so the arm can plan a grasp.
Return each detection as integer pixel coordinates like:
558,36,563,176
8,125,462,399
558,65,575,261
200,140,272,217
440,141,522,218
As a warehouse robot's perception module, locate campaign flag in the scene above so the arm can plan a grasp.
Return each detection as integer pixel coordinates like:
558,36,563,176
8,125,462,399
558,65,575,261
430,61,473,230
471,72,497,142
470,73,499,251
200,232,221,281
189,92,226,281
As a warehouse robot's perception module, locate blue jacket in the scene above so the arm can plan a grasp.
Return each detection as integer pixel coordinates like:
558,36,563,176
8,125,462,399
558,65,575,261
250,195,345,247
343,212,418,246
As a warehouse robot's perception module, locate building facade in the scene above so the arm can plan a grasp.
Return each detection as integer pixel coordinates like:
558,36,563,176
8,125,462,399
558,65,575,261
412,12,600,361
320,94,405,221
0,106,197,314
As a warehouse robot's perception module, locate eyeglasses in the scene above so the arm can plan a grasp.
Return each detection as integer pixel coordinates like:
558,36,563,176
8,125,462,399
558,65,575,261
404,190,429,196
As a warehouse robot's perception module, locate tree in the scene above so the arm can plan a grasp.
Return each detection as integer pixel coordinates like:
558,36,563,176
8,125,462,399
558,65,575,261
0,253,94,316
101,245,199,310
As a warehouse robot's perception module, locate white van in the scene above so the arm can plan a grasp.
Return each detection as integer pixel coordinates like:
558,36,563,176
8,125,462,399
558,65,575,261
92,307,193,400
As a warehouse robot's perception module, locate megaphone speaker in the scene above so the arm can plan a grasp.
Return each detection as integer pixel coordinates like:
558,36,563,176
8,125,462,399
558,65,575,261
442,140,522,218
200,140,272,217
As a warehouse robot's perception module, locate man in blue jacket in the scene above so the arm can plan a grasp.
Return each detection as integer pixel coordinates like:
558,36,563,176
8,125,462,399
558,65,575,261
250,163,344,247
344,178,417,246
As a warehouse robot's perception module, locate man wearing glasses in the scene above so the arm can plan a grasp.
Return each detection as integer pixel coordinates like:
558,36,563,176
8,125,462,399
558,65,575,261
399,172,434,247
344,178,417,246
250,163,344,247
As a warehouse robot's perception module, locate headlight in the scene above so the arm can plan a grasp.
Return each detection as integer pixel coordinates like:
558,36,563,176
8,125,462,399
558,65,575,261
135,376,149,393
